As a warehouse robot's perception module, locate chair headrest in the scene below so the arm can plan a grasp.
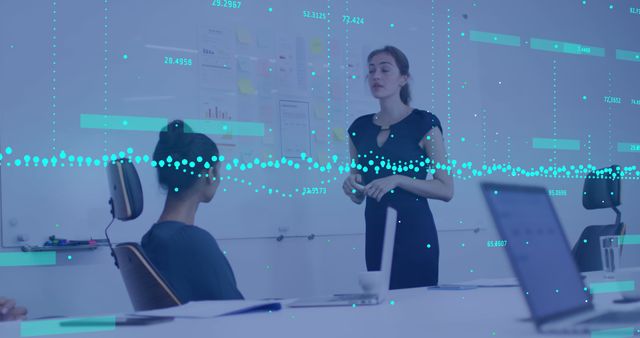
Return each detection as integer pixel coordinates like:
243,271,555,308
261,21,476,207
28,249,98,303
106,159,144,220
582,165,621,210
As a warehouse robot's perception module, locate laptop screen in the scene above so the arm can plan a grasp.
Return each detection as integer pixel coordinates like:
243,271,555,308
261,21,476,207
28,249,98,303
482,183,592,323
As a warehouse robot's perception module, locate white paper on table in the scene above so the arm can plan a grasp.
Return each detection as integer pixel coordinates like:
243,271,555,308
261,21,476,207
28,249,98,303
135,300,279,319
455,277,519,287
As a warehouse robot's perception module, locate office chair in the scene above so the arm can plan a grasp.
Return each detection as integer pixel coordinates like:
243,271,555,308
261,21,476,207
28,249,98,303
106,159,182,311
572,165,626,272
112,243,181,311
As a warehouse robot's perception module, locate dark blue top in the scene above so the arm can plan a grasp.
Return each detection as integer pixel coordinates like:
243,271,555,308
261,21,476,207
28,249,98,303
141,221,244,302
348,109,443,289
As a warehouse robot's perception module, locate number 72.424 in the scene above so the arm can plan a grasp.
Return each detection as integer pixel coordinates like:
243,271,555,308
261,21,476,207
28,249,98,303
342,15,365,24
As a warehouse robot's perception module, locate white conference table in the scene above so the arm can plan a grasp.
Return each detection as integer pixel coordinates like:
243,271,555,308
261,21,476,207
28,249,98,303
1,285,637,338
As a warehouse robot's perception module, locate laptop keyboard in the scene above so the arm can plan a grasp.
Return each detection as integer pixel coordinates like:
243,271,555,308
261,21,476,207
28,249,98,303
578,309,640,324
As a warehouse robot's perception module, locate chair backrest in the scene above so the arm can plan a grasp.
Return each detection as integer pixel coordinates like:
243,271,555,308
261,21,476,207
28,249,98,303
582,164,621,210
113,242,182,311
572,165,625,272
106,159,144,221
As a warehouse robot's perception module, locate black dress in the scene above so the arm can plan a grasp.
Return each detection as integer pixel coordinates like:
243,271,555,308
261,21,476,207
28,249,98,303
348,109,442,289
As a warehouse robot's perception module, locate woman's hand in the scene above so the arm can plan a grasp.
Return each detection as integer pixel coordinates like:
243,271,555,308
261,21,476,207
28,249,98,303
343,174,365,204
364,176,403,202
0,297,27,321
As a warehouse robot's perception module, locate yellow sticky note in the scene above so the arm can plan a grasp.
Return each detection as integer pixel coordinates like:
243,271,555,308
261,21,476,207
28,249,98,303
236,28,254,45
310,38,323,54
313,103,326,119
237,79,256,95
332,127,346,142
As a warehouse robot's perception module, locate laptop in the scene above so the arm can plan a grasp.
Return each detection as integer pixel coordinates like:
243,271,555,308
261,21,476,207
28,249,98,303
481,183,640,334
288,207,397,307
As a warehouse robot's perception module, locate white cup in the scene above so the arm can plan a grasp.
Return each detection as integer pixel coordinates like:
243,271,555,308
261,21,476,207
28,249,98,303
358,271,385,296
614,268,640,301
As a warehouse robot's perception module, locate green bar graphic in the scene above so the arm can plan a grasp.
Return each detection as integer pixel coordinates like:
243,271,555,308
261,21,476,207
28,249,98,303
589,281,635,294
80,114,168,132
80,115,264,137
617,143,640,153
532,138,580,151
184,119,265,137
530,38,605,57
591,327,635,338
21,316,116,337
0,252,56,267
619,235,640,245
469,30,521,47
616,49,640,62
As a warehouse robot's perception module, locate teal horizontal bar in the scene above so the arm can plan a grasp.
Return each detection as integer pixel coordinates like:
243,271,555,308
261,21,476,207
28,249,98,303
620,235,640,245
184,119,265,137
589,280,635,294
470,30,521,47
81,115,265,137
591,327,635,338
21,316,115,337
0,252,55,267
80,114,167,132
617,143,640,153
616,49,640,62
530,38,605,57
532,138,580,151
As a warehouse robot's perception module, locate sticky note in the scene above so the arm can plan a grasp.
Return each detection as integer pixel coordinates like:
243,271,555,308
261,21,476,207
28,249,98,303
238,79,256,95
310,38,323,54
332,127,346,141
236,28,254,45
313,103,326,119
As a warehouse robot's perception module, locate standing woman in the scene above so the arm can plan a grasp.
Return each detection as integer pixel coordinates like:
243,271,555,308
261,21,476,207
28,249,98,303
343,46,453,288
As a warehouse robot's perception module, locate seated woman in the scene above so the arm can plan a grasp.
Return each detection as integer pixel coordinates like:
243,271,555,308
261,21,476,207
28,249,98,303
142,120,243,302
